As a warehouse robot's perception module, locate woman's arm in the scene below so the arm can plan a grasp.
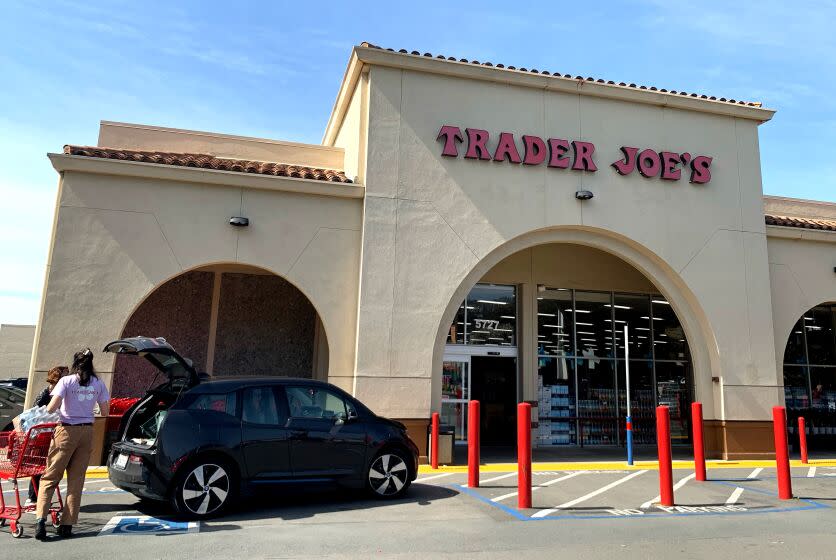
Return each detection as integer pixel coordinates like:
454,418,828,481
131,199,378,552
46,395,62,414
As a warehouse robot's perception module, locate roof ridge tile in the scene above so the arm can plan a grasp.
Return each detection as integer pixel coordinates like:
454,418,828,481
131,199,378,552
358,42,763,108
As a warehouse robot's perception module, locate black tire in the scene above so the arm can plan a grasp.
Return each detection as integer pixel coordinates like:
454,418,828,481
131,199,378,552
366,449,412,499
170,458,237,520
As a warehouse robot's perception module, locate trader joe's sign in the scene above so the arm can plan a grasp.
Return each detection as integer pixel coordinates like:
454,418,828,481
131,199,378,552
437,125,712,184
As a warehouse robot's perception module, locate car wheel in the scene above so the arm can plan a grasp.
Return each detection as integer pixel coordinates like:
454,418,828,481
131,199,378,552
171,459,236,519
367,449,412,499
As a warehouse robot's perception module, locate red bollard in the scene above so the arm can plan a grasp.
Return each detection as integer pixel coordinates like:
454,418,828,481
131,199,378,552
799,417,808,465
517,402,532,509
656,405,674,506
431,412,440,470
468,400,480,487
691,402,706,481
773,406,793,499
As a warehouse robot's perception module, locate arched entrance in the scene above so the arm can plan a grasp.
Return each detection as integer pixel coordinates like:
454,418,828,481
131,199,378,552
432,227,719,449
110,264,329,397
781,302,836,448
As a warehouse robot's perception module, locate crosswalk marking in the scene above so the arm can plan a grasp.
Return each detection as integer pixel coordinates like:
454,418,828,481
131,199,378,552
532,470,648,517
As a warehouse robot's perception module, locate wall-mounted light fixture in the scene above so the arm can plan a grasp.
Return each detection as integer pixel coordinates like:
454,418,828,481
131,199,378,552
575,190,594,201
229,217,249,227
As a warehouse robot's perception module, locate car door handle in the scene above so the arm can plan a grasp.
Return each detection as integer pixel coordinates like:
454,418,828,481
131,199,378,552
290,429,306,439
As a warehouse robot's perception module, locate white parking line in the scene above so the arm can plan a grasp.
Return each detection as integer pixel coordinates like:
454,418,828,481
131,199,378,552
725,487,744,505
640,473,696,509
480,472,516,485
532,470,648,517
491,472,582,503
747,467,763,479
808,466,817,478
417,472,455,483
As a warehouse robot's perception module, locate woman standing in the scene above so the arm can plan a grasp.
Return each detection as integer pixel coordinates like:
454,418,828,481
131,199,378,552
24,365,69,505
34,349,109,540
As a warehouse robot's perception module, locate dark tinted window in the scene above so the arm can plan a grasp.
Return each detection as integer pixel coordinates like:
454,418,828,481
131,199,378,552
286,386,355,420
242,387,282,425
188,393,237,416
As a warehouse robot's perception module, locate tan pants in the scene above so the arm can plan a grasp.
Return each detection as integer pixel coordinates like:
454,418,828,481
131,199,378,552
36,425,92,525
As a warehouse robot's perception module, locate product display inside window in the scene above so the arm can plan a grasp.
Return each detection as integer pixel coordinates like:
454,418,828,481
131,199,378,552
655,361,691,443
537,357,576,445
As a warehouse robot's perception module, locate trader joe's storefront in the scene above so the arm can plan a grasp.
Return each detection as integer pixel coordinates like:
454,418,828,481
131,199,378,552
439,242,693,450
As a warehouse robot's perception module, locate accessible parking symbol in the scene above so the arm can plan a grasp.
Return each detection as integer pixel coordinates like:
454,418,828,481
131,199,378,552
99,516,200,536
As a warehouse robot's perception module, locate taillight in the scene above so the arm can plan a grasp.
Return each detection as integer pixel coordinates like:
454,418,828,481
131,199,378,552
128,454,143,465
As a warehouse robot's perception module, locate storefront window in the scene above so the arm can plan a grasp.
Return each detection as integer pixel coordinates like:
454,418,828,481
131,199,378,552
810,367,836,411
651,298,688,361
574,291,614,359
805,306,836,366
654,361,691,443
784,318,807,364
537,357,576,445
445,284,516,347
446,303,467,345
537,289,574,357
782,304,836,441
616,359,655,444
783,365,809,411
613,294,652,360
576,359,617,445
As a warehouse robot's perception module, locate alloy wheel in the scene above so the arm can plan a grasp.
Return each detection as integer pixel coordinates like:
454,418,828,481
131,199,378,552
368,453,408,496
181,463,230,516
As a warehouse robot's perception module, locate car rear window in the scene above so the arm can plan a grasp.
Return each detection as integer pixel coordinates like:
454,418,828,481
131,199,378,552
188,393,236,416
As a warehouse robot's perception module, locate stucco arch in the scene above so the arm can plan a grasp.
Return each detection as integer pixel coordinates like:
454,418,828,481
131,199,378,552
109,261,332,395
430,226,722,419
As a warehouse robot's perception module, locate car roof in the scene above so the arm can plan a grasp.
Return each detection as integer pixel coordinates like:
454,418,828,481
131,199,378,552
188,376,334,394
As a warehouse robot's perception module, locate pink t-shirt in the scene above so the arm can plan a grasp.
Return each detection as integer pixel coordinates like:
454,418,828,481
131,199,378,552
51,374,110,424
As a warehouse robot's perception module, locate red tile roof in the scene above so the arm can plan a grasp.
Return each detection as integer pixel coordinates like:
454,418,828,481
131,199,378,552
765,214,836,232
360,43,763,108
63,145,352,183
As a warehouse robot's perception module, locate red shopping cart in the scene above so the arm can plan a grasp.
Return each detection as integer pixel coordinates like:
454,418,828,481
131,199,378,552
0,424,63,538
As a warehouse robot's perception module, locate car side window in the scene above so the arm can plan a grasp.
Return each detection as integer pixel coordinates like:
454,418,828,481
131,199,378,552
285,386,354,420
188,393,237,416
242,387,282,425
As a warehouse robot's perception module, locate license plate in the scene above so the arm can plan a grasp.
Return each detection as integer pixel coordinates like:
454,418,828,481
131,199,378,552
114,453,129,470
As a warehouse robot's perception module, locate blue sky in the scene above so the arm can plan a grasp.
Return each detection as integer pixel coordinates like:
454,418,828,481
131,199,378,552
1,0,835,326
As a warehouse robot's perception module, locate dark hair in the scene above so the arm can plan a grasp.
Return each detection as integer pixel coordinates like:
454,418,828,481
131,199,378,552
46,365,69,386
71,348,97,387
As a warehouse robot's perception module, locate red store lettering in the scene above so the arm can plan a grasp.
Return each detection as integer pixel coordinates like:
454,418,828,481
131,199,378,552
438,125,713,184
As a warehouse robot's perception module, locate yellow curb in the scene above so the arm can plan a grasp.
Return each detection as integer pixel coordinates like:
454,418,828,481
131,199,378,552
417,459,836,474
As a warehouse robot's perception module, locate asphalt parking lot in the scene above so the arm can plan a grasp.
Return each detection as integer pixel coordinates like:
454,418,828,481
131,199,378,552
3,464,836,559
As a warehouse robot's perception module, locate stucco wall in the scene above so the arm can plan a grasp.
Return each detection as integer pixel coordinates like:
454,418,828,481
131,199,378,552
353,64,776,421
28,168,363,405
768,234,836,379
0,324,35,379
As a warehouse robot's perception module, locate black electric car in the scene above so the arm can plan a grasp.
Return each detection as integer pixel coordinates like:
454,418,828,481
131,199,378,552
105,337,419,519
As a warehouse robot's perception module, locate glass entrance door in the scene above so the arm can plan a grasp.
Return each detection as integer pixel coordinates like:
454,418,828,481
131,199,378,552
441,358,469,443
